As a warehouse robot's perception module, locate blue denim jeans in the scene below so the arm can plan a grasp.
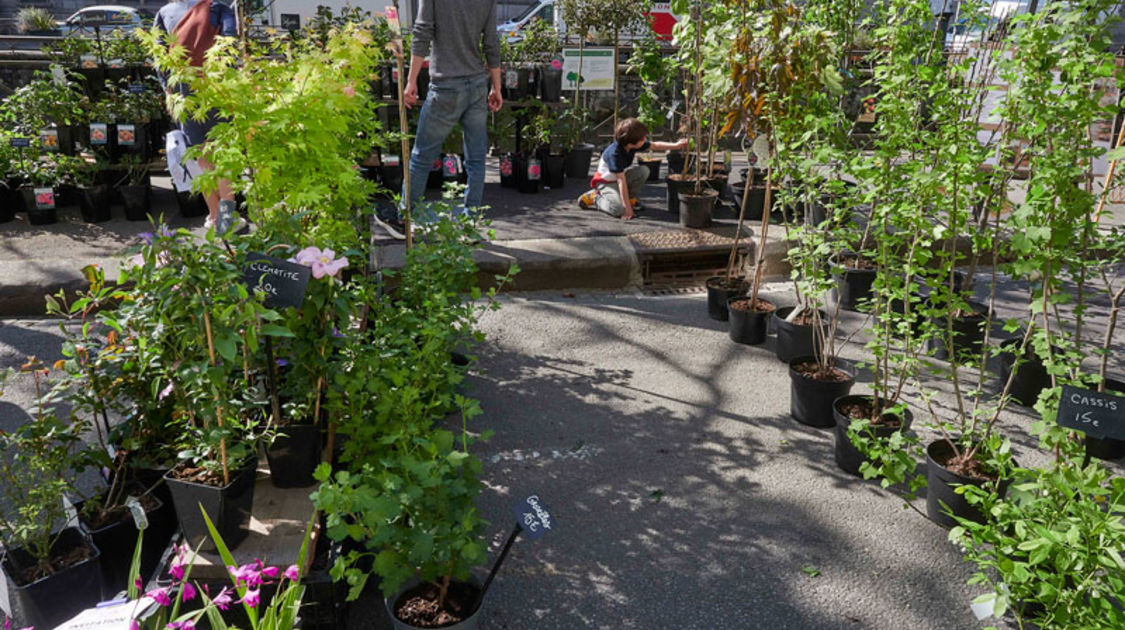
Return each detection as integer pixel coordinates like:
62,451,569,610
403,73,489,220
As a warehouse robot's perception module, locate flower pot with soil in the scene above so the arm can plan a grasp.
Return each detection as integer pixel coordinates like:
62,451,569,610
996,337,1051,407
517,153,543,194
2,528,103,629
925,439,1012,528
0,181,21,222
266,423,321,488
164,459,257,552
77,489,165,598
78,183,114,223
789,356,855,428
705,275,748,321
728,297,775,345
20,184,57,225
833,395,914,477
773,307,828,364
385,576,484,630
175,190,209,217
831,253,878,311
1084,378,1125,461
426,156,445,190
638,153,662,182
926,301,987,362
499,153,519,189
542,152,567,189
565,143,595,179
120,182,152,221
666,173,696,216
680,187,716,228
540,64,563,102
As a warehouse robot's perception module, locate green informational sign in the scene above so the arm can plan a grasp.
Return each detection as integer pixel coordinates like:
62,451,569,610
561,48,615,91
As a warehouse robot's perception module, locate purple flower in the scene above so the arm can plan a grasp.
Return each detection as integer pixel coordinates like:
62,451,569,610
284,564,300,582
159,225,174,238
227,563,263,587
294,246,348,279
240,588,261,608
169,545,187,580
259,565,279,580
166,621,195,630
331,327,343,338
129,620,140,630
159,382,175,401
276,358,289,367
138,231,155,244
212,586,233,611
181,581,197,602
148,587,172,607
133,576,143,592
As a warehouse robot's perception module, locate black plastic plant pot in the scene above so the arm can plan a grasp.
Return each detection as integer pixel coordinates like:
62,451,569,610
831,254,878,312
543,153,567,189
927,302,987,362
833,395,914,477
120,184,152,221
1085,378,1125,461
564,144,595,179
266,424,321,488
176,190,209,218
499,153,519,189
20,186,58,225
789,357,856,428
705,276,748,321
518,155,543,194
78,184,114,223
426,157,444,190
78,493,166,599
501,67,528,101
164,460,257,553
2,528,103,629
385,576,484,630
639,157,662,182
728,297,773,345
666,151,686,176
0,183,20,222
679,189,716,229
925,439,1011,529
540,65,563,102
380,163,404,195
441,154,464,184
774,307,828,364
996,338,1050,407
729,181,772,221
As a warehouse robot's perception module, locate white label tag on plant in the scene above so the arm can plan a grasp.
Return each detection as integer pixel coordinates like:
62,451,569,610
125,496,148,530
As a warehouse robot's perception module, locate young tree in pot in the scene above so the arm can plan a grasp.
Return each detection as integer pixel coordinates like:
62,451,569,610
17,158,60,226
120,228,281,552
720,0,841,342
524,102,567,190
0,363,104,628
59,154,114,223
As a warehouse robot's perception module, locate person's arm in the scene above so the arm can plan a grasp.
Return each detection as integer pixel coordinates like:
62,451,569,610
483,2,503,112
650,139,689,152
405,0,435,108
617,176,634,220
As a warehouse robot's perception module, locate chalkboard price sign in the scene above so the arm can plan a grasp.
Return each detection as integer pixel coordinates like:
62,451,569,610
512,495,554,541
1058,385,1125,440
280,13,300,31
8,137,30,148
243,253,310,310
128,83,146,94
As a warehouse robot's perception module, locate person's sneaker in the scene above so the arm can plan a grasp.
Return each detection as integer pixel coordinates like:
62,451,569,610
203,216,216,230
373,214,406,240
578,190,597,209
630,197,645,212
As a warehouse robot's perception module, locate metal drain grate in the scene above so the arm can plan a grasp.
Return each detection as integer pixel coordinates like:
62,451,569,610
630,227,753,291
642,285,708,297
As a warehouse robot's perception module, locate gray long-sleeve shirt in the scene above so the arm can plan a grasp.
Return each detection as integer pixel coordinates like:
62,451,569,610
411,0,500,81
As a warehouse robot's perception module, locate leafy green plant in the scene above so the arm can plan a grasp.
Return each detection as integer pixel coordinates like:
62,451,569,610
0,359,87,583
0,71,89,133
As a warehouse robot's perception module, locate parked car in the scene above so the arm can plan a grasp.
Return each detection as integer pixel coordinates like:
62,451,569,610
63,5,153,35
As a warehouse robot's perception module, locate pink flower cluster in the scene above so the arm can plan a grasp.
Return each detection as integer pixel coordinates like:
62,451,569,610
293,246,348,279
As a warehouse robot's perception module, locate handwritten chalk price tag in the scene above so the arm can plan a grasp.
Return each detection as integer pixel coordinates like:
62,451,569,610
1058,384,1125,440
128,83,146,94
512,495,554,541
243,253,311,310
9,137,30,148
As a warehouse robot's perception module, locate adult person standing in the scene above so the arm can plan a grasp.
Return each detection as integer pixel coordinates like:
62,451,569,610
154,0,242,233
396,0,503,232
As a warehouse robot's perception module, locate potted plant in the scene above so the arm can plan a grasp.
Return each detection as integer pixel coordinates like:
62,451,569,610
0,363,104,629
525,102,567,190
557,0,597,178
121,229,279,552
59,154,114,223
0,71,89,156
117,154,152,221
0,133,24,222
17,158,60,226
15,7,59,35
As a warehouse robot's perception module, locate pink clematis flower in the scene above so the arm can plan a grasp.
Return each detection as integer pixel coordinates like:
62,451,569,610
294,246,348,279
240,588,261,608
284,564,300,582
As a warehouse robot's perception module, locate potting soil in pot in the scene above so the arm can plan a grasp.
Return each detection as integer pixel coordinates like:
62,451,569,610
728,298,776,314
395,581,481,628
791,360,850,382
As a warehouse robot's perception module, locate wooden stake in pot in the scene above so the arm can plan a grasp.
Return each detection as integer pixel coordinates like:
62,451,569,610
391,0,413,250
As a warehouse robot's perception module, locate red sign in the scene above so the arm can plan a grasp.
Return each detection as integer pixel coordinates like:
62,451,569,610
647,5,679,41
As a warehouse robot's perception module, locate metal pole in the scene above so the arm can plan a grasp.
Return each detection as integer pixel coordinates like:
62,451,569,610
474,525,521,614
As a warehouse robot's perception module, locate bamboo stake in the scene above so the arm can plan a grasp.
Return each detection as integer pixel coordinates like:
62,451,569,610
200,303,230,487
1094,118,1125,223
392,0,413,250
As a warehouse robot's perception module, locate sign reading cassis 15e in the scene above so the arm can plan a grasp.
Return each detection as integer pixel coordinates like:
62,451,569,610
1058,384,1125,440
243,253,310,310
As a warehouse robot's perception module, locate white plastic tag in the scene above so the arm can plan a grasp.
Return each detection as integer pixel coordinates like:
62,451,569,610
125,496,148,530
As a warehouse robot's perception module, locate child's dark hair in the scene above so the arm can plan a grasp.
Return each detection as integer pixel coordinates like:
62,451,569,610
615,117,648,146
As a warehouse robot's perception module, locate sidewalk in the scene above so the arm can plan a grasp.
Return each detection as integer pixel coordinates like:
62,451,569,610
0,157,770,316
